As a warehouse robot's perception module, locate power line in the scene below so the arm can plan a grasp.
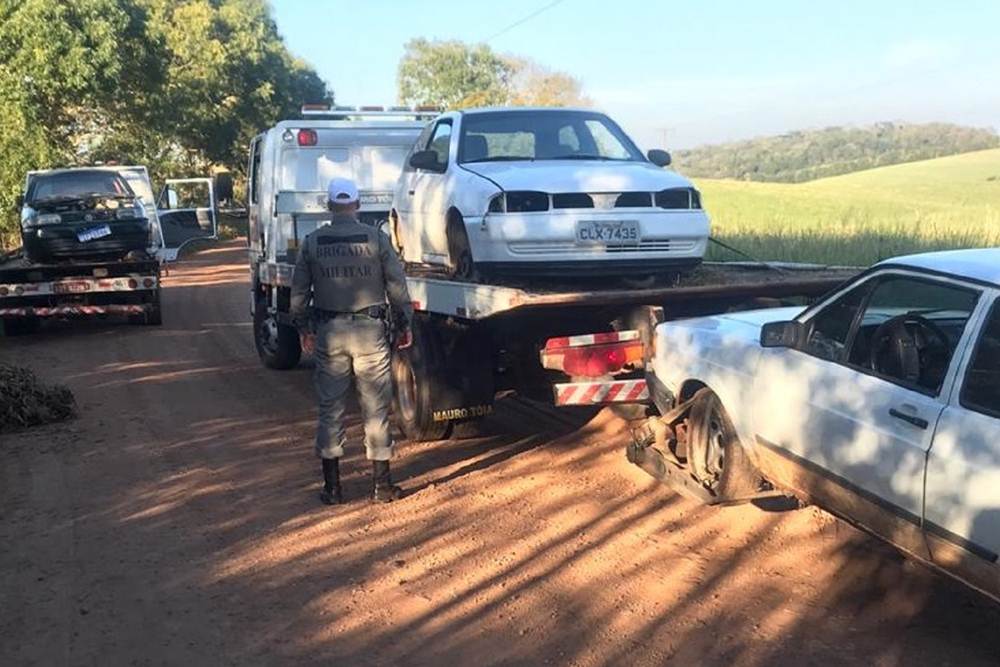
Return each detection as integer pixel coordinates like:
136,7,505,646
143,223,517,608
485,0,567,42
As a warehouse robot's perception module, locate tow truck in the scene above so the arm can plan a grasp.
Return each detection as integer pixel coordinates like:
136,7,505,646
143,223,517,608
247,106,856,440
0,166,225,335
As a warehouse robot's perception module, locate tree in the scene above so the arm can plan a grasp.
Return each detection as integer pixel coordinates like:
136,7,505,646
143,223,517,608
0,0,332,245
506,57,591,107
397,38,513,109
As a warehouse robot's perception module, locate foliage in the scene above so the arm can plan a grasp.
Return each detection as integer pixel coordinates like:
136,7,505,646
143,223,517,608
0,0,331,247
0,363,75,432
396,38,589,109
677,123,1000,183
701,148,1000,266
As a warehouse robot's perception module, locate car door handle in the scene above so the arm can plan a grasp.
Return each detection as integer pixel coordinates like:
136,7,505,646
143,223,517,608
408,190,415,195
889,408,929,430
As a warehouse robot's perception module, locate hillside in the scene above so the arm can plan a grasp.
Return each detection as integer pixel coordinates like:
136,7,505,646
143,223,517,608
699,148,1000,266
676,122,999,183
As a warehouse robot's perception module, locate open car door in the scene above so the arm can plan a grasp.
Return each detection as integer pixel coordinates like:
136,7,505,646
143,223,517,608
156,178,217,261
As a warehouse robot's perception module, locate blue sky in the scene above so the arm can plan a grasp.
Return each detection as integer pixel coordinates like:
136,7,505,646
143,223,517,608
270,0,1000,149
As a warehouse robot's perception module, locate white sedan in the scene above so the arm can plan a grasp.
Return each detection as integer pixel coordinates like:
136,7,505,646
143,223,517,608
390,107,710,280
640,248,1000,602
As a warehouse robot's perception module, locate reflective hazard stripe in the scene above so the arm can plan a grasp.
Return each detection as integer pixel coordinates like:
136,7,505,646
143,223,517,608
0,304,148,317
553,379,649,406
545,330,640,350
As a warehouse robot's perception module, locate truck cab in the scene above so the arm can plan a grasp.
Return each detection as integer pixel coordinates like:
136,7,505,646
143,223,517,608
246,106,438,369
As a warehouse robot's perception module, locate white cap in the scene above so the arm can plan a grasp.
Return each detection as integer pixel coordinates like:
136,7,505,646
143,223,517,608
327,177,359,205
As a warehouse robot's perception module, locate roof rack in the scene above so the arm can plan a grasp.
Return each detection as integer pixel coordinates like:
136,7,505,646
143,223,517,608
300,104,442,120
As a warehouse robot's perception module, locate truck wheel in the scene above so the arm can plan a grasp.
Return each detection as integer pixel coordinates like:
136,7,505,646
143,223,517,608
392,319,452,441
129,289,163,326
1,317,41,336
687,389,762,500
253,301,301,370
446,214,478,282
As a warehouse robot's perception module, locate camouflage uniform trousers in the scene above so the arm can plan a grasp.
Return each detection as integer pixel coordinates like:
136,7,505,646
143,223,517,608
313,314,394,461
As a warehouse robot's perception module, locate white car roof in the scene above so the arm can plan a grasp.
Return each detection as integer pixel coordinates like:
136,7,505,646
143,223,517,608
882,248,1000,287
459,106,599,115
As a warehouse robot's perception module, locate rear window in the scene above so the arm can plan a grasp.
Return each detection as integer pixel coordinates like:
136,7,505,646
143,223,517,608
28,171,133,202
278,146,411,192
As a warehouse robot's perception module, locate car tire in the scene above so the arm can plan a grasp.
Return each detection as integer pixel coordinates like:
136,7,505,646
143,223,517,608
446,214,478,282
392,317,453,442
253,299,301,370
687,389,762,500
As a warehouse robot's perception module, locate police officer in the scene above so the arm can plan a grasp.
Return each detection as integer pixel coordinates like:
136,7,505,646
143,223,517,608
290,177,414,505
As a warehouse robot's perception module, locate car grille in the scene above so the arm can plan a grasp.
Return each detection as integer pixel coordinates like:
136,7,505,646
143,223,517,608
540,188,699,210
508,239,699,255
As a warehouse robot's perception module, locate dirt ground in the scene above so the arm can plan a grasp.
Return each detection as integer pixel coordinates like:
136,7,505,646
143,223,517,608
2,241,999,666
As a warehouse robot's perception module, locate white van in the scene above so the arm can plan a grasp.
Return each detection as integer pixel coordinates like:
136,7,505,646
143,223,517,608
246,105,436,368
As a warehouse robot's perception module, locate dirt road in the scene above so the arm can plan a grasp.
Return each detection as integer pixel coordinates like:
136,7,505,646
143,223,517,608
2,241,999,666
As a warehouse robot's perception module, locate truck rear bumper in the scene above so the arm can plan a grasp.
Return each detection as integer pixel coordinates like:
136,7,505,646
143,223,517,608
0,303,151,318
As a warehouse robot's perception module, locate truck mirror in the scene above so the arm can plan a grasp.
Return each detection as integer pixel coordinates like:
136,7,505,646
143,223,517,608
167,188,179,210
409,149,442,172
760,320,805,349
214,171,234,203
647,149,671,167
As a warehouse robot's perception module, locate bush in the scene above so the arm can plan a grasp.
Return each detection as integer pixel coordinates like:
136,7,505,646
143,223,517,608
0,363,76,432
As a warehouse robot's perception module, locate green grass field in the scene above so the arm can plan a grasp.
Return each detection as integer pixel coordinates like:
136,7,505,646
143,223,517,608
697,148,1000,266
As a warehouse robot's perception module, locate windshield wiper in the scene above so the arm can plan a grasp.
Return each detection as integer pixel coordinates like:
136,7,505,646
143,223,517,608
463,156,534,163
547,154,621,161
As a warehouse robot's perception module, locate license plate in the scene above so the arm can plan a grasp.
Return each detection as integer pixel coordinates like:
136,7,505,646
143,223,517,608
360,192,393,206
53,281,91,294
576,221,640,245
77,225,112,243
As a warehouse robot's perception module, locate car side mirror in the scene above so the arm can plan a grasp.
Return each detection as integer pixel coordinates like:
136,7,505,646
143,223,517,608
14,194,24,210
647,149,671,167
409,149,443,172
760,320,806,348
214,171,234,203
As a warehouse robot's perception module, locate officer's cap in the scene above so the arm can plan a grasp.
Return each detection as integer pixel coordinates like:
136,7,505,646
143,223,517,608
327,177,359,205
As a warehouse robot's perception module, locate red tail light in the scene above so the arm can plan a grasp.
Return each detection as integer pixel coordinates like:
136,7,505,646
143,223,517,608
540,331,644,378
297,129,318,146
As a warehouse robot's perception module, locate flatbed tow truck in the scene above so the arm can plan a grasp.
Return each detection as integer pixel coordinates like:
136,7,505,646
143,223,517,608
247,106,856,440
258,197,855,440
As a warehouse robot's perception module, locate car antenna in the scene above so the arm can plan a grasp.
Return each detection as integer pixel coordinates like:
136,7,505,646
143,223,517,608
709,236,788,274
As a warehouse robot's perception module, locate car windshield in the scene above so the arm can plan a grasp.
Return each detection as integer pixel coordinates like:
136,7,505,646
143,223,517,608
458,110,645,163
28,170,133,203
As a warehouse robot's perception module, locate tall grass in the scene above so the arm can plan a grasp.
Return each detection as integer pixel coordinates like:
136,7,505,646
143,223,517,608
698,148,1000,266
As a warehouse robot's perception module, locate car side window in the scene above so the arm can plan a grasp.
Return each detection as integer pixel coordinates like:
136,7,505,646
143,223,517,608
846,276,979,394
249,137,262,204
961,299,1000,418
427,120,453,169
802,280,873,362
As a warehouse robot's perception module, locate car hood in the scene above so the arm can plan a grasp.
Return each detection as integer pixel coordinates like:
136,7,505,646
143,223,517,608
462,160,695,193
668,306,806,340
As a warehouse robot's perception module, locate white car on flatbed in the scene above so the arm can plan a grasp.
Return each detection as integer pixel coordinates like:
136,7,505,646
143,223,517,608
390,107,710,280
634,248,1000,602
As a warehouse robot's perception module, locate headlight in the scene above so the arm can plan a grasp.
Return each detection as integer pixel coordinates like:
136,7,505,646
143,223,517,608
487,194,505,214
36,213,62,225
116,205,138,220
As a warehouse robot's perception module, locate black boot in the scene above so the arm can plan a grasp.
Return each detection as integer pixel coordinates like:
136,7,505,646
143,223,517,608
372,460,403,503
319,457,343,505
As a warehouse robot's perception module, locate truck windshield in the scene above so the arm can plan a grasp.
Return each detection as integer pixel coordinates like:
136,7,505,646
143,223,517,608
28,170,134,203
458,110,645,164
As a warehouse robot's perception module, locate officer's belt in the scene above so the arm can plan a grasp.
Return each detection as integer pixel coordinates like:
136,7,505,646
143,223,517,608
315,305,388,321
